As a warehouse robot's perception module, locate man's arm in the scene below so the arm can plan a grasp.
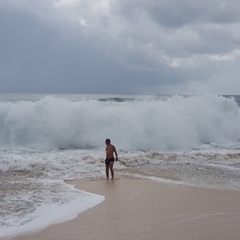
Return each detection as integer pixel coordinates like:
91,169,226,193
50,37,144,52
114,146,118,161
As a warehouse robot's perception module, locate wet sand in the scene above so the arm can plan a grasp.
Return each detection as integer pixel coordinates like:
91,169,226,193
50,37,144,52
10,178,240,240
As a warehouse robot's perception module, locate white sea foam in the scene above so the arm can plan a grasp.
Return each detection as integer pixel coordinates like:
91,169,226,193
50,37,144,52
0,181,104,238
0,148,117,239
0,94,239,151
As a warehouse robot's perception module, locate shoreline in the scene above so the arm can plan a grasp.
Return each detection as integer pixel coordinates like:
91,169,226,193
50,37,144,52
7,177,240,240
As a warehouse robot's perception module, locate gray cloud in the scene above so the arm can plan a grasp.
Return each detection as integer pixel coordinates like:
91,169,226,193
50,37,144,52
145,0,240,26
0,0,240,94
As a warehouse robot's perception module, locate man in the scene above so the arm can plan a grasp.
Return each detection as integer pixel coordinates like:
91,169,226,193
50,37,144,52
105,139,118,179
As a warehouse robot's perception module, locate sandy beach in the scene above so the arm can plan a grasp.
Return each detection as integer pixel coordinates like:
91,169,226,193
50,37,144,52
8,178,240,240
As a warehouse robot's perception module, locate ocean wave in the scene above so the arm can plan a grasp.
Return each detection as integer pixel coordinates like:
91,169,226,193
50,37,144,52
0,95,239,151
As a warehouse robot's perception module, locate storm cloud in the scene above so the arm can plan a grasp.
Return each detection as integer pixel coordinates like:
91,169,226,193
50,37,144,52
0,0,240,94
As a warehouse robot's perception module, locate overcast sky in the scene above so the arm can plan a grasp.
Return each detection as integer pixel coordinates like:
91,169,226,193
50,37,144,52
0,0,240,95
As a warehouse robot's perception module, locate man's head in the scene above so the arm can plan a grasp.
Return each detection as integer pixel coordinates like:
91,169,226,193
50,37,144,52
105,139,111,145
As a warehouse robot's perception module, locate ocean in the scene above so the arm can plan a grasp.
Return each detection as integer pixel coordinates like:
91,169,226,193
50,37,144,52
1,94,240,238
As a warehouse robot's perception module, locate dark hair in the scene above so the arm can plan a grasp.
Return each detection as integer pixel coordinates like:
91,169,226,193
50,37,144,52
105,139,111,144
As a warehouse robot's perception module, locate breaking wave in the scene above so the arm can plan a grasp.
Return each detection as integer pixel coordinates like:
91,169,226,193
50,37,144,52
0,95,239,151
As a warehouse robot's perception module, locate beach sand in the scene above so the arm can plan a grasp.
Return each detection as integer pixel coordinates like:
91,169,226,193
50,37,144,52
10,178,240,240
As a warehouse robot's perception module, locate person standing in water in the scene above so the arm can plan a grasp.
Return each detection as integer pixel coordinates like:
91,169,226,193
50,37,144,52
105,139,118,179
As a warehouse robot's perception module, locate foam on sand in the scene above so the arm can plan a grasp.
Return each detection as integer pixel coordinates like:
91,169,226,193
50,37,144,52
0,184,104,238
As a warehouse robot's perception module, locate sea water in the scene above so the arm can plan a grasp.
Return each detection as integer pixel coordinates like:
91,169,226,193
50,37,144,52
0,94,240,238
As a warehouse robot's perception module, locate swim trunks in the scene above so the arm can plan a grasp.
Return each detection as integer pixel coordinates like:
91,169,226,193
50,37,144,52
105,157,114,165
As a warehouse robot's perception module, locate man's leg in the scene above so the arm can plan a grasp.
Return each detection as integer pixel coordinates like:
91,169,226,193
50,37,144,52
109,162,114,179
105,164,110,179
